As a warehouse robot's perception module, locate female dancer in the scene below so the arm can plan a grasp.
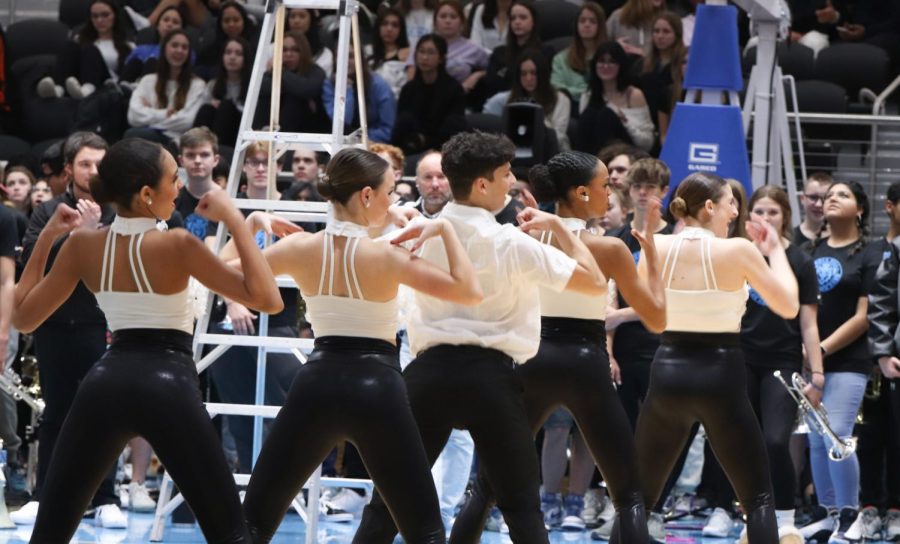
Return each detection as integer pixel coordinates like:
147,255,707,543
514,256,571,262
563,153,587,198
236,148,483,543
13,138,283,543
740,185,823,543
803,180,881,542
634,172,799,544
450,150,666,544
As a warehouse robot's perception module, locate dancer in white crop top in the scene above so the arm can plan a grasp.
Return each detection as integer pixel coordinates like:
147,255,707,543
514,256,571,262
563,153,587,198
231,147,482,544
12,138,282,544
633,172,800,544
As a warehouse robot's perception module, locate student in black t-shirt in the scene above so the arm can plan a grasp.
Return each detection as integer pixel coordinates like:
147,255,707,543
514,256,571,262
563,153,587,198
793,172,831,247
0,205,22,468
805,180,882,542
740,186,823,540
605,158,672,428
176,128,223,241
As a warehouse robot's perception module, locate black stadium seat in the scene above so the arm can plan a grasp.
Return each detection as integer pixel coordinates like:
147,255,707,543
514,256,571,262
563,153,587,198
5,19,70,66
535,0,580,42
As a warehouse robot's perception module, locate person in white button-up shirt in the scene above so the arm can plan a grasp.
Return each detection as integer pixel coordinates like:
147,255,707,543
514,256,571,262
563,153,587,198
354,131,605,544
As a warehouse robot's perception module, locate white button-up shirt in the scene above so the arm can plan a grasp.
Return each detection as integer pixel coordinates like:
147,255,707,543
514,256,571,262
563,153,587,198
408,202,577,364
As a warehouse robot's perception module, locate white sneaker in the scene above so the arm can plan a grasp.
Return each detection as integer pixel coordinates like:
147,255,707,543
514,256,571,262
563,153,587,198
9,501,39,525
325,488,367,517
95,504,127,529
856,506,882,540
36,77,61,99
648,511,666,543
597,495,616,525
319,491,353,523
885,509,900,541
778,525,804,544
119,486,130,510
801,508,838,541
702,507,735,538
128,482,156,513
581,489,603,528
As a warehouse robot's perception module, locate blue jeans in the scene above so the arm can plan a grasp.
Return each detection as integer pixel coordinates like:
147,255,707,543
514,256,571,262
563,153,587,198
807,371,867,509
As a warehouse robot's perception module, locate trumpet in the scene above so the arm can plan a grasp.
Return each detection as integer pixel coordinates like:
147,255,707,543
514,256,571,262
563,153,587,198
774,371,857,462
0,369,44,416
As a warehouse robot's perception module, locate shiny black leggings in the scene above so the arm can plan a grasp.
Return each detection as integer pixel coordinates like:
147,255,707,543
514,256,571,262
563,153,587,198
451,318,647,544
353,344,549,544
243,337,444,544
31,329,249,544
635,333,778,543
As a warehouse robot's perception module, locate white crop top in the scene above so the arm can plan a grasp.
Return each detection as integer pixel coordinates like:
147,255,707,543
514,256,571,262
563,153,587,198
538,218,607,321
303,218,399,342
662,227,747,333
94,216,194,334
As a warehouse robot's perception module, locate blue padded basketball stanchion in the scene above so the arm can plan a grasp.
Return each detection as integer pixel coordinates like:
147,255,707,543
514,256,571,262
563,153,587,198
660,3,752,201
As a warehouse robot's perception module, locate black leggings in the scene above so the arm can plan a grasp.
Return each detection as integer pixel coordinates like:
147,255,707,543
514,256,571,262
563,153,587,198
243,337,444,544
451,318,647,544
31,329,248,544
746,361,801,511
635,333,778,543
353,344,549,544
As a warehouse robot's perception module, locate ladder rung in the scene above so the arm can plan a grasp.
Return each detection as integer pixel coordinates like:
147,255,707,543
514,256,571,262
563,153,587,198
232,199,328,212
239,131,348,151
206,402,281,418
280,0,355,11
197,334,314,351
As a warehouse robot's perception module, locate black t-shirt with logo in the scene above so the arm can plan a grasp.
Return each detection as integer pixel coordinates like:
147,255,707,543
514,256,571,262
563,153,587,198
175,186,217,240
813,238,882,374
741,243,819,367
606,221,674,362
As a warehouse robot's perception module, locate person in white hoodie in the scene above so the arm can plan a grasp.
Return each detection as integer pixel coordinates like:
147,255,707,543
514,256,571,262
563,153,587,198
126,29,206,148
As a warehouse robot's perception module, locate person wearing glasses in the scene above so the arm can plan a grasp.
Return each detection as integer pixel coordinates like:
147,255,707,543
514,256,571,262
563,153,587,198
794,172,832,247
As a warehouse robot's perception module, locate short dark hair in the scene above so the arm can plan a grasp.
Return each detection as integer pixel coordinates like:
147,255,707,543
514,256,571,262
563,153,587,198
90,138,166,211
41,141,65,176
886,182,900,204
63,132,108,165
440,132,515,200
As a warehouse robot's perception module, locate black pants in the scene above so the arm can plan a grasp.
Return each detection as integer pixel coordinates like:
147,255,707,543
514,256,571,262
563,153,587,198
451,319,647,544
194,101,241,147
353,344,549,544
858,375,900,508
31,329,248,544
243,337,444,544
209,324,301,473
33,322,117,507
635,333,777,543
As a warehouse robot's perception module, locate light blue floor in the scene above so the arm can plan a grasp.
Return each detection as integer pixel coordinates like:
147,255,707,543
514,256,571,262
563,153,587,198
0,512,895,544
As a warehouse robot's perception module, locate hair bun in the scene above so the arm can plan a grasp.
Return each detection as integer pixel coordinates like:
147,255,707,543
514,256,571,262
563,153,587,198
669,196,688,219
88,173,110,205
316,175,333,199
528,164,557,202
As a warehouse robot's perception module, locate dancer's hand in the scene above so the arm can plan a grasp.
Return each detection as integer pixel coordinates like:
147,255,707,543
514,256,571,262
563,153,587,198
386,205,420,228
391,218,444,253
44,203,83,239
196,190,241,224
746,217,781,256
517,207,560,233
247,212,303,238
632,197,661,255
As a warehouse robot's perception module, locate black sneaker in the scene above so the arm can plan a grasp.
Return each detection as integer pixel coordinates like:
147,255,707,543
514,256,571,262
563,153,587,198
828,508,860,544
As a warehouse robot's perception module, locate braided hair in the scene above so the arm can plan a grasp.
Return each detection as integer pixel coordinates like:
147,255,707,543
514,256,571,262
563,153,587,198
528,151,600,203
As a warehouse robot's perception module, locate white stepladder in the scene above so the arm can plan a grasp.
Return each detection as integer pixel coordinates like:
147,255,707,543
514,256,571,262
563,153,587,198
150,0,374,541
